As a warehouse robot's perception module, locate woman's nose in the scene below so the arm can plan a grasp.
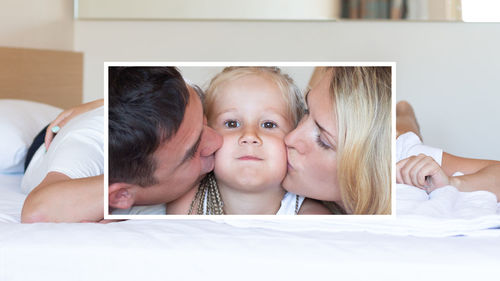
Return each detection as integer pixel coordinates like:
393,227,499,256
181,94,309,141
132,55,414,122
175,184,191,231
239,128,262,146
284,117,306,154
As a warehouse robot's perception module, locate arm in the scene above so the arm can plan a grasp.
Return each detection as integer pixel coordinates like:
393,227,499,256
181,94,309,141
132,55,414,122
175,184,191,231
21,172,104,223
397,153,500,201
442,152,500,201
45,99,104,149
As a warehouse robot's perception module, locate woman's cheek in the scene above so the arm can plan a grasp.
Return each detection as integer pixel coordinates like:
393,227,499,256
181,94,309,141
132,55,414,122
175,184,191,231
312,152,340,201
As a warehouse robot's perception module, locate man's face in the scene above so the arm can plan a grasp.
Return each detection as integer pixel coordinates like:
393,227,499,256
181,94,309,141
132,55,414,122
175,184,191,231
135,85,222,205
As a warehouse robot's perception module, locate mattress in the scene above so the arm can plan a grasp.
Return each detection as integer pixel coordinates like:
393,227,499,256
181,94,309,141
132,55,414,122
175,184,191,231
0,173,25,223
1,174,500,280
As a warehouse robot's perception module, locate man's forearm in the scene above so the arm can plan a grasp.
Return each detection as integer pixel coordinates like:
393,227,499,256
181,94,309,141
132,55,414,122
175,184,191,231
22,174,104,223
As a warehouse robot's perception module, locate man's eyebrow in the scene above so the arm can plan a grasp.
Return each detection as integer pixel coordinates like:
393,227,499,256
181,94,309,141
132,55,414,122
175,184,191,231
180,130,202,165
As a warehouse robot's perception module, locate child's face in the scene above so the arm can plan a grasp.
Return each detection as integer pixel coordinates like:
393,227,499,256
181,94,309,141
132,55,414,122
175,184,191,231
209,74,293,192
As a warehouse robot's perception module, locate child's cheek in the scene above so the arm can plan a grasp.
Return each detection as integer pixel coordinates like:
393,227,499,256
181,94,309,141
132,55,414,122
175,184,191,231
268,136,288,176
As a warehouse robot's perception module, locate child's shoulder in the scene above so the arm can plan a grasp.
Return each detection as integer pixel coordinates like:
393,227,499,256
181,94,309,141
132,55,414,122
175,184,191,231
298,198,332,215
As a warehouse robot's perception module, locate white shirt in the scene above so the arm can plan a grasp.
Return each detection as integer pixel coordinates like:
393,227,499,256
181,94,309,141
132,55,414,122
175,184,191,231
21,107,104,194
201,190,305,215
276,192,305,215
396,132,443,165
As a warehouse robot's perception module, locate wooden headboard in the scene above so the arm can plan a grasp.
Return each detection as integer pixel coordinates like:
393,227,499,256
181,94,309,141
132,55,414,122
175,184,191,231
0,47,83,109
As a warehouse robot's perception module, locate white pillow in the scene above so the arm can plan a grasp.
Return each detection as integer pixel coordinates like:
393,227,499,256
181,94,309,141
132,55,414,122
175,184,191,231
0,99,62,173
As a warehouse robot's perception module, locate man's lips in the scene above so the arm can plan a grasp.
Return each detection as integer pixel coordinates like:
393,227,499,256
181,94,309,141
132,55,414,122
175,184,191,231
237,155,262,161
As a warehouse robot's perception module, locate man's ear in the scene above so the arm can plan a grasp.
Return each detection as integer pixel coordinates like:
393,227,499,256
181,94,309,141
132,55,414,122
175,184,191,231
108,183,136,209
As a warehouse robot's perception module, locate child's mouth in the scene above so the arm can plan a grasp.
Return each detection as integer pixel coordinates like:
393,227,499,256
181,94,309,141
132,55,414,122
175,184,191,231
237,155,262,161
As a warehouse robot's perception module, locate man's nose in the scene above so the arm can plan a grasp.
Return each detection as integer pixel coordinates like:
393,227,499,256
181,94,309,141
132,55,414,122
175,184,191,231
200,125,222,157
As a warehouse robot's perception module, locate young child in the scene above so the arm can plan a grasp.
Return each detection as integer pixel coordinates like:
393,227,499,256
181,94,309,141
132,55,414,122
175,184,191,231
169,67,331,215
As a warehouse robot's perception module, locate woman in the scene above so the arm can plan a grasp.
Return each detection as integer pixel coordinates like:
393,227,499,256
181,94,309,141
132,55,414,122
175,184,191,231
283,67,392,214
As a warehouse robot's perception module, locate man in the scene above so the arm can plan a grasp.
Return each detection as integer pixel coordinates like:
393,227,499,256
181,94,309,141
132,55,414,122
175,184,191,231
21,67,221,222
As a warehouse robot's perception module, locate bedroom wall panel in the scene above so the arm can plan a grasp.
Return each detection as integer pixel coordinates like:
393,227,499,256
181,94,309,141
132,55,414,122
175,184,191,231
74,20,500,160
0,0,73,51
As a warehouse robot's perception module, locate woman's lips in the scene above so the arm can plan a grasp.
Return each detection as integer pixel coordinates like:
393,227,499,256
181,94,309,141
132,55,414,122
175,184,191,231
238,156,262,161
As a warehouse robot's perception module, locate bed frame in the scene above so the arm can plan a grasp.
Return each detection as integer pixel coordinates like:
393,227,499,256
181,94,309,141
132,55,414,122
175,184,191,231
0,47,83,109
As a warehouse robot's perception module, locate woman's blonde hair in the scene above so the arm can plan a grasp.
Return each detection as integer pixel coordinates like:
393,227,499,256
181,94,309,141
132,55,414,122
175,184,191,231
204,67,305,126
331,67,392,214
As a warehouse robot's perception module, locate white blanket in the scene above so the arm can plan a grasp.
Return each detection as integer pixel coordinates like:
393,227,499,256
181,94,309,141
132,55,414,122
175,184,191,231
397,183,500,219
1,219,500,281
1,174,500,280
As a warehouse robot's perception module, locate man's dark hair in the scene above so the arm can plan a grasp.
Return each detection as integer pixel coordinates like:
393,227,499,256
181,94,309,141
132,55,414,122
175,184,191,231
108,67,189,186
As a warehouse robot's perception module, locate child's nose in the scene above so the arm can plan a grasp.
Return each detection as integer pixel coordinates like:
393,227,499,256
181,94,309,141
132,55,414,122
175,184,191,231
239,129,262,146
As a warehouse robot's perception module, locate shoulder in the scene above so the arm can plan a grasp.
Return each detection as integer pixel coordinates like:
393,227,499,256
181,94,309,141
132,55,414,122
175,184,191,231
298,198,332,215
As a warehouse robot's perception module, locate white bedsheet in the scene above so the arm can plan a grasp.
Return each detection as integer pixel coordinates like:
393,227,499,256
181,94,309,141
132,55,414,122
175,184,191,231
1,219,500,281
396,183,500,219
1,174,500,280
0,173,24,223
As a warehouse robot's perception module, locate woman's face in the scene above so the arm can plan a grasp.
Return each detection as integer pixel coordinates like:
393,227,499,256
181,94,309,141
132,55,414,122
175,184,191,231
282,70,340,202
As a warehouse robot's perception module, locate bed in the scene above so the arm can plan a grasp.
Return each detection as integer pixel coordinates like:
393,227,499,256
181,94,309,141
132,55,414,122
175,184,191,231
1,48,499,281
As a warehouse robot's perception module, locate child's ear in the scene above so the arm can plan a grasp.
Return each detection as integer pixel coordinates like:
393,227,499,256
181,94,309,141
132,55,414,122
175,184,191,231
108,183,135,209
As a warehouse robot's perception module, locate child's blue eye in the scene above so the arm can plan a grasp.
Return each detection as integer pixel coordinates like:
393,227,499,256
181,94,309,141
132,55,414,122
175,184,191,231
261,121,277,129
224,120,240,128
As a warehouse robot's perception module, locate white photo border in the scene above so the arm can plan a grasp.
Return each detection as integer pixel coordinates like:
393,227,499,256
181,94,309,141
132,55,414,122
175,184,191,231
103,61,397,221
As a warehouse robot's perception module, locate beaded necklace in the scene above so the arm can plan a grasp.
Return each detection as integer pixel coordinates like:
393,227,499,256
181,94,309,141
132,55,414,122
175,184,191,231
188,172,300,215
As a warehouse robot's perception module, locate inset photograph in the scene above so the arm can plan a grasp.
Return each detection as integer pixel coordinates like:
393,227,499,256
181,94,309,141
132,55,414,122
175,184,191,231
107,64,393,216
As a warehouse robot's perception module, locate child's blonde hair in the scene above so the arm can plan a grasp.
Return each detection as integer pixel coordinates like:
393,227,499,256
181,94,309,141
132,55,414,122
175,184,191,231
204,67,305,127
331,67,392,214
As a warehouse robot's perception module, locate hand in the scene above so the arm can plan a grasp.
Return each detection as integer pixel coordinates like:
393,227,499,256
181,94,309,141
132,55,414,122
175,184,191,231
396,154,450,193
45,99,104,149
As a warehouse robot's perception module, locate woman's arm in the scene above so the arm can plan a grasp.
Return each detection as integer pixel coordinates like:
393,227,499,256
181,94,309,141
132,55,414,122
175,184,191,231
397,153,500,201
443,152,500,200
21,172,104,223
45,99,104,149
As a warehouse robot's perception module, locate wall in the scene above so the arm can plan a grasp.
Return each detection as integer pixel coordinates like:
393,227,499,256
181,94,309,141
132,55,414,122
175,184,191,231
178,67,314,94
74,20,500,160
0,0,73,51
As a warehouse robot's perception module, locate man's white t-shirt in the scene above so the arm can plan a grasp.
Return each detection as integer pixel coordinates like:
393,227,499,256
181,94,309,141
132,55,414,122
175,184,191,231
21,107,104,194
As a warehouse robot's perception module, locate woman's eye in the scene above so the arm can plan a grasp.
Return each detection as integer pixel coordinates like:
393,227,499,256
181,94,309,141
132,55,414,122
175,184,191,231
224,120,240,128
261,121,277,129
316,135,332,150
